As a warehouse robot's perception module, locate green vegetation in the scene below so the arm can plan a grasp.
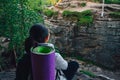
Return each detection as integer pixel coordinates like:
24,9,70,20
0,0,59,68
91,0,120,3
62,10,79,17
42,0,58,6
27,0,42,11
62,10,92,18
43,9,54,17
78,16,93,26
80,10,92,16
43,9,58,17
0,0,43,56
105,0,120,4
109,12,120,18
62,10,93,26
0,0,44,70
90,0,120,3
87,0,101,3
80,2,86,7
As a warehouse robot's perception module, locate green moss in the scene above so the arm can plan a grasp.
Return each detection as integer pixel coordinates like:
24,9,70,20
78,16,93,26
80,10,92,16
90,0,120,3
109,12,120,18
105,0,120,4
62,10,73,17
62,10,92,18
80,2,86,7
62,10,93,27
43,9,54,17
43,9,58,17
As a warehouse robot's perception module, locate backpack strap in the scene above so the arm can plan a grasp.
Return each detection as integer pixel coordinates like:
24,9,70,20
55,69,63,80
55,69,59,80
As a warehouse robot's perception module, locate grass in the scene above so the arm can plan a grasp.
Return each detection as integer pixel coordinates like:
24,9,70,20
43,9,58,17
78,16,93,26
91,0,120,3
105,0,120,4
109,12,120,18
62,10,93,26
80,2,86,7
62,10,92,18
62,10,79,17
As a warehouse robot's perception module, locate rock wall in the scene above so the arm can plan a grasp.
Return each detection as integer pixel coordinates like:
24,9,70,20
45,18,120,69
85,20,120,69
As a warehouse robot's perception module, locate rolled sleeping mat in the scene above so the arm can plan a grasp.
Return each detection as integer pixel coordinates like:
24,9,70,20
31,43,55,80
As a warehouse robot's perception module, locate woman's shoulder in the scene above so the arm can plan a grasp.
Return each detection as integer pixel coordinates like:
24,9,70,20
55,52,60,56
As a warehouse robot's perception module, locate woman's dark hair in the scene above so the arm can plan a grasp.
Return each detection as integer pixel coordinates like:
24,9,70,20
25,24,49,54
29,24,49,42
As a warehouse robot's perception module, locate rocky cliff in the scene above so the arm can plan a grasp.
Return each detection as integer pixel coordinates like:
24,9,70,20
45,16,120,69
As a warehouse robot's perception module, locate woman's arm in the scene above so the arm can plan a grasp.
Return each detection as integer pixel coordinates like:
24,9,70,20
55,53,68,70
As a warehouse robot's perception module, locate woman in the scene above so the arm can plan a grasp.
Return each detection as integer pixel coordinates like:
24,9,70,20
15,24,79,80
